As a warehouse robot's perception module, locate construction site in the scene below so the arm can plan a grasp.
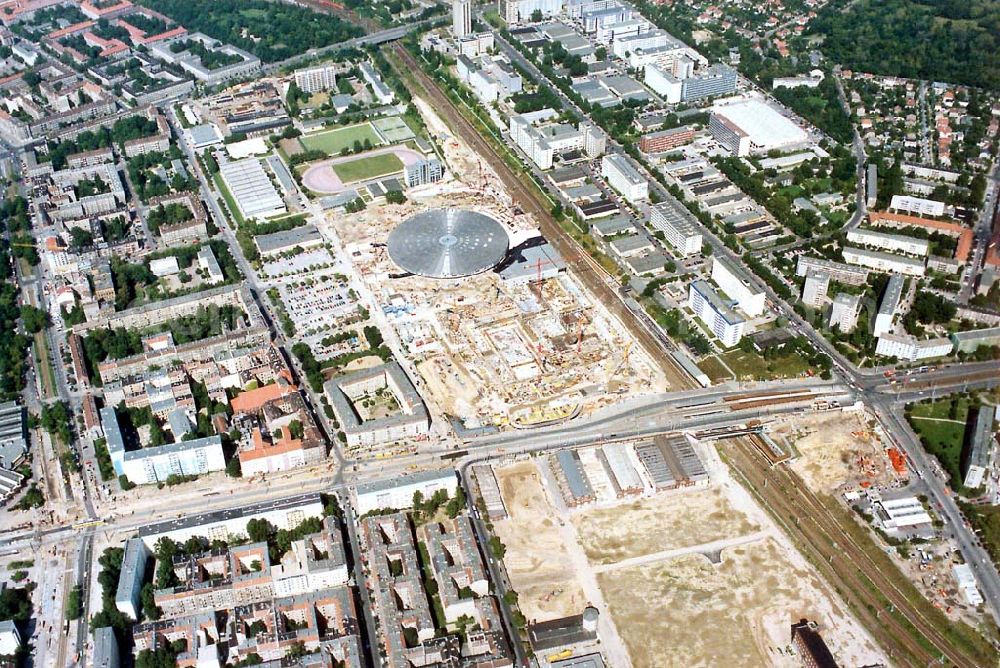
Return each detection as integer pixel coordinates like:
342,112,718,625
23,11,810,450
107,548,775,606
486,430,885,668
321,95,667,429
770,408,992,630
772,408,906,494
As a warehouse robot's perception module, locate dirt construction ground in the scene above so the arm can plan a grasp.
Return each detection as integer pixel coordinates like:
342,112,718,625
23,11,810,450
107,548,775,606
492,442,886,667
774,410,898,494
572,487,760,565
493,461,588,623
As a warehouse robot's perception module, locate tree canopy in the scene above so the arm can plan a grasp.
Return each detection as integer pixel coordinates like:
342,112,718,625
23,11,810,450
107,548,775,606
137,0,364,63
811,0,1000,90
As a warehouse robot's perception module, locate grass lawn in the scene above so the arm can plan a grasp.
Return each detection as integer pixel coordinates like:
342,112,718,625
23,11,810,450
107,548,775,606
333,152,404,183
719,348,811,381
907,398,971,489
34,332,55,399
697,355,732,383
300,123,383,155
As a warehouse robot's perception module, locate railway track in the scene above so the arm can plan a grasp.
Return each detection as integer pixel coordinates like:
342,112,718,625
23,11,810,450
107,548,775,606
724,438,993,667
388,44,695,391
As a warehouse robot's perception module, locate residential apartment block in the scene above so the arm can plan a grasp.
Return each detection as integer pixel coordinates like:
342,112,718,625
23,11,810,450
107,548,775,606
601,153,648,203
875,333,953,361
688,279,745,347
649,199,701,256
711,256,766,317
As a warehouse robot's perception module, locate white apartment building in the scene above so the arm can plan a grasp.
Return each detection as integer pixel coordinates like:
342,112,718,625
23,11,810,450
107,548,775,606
602,153,648,203
294,65,338,94
889,194,946,218
846,228,929,256
796,255,870,286
649,199,701,256
842,246,925,277
801,270,830,308
102,407,226,485
499,0,561,23
876,333,953,361
712,256,766,317
612,29,671,59
453,0,472,36
509,111,605,170
644,62,683,104
688,280,745,347
874,274,904,337
829,293,862,333
963,405,995,490
459,55,523,104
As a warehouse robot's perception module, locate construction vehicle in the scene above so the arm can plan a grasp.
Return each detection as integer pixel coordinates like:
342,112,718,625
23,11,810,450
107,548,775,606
547,650,573,662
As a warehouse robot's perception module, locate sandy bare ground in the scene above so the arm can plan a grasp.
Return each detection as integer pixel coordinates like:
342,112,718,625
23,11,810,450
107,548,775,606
599,537,880,668
493,461,588,623
572,487,760,565
588,441,886,668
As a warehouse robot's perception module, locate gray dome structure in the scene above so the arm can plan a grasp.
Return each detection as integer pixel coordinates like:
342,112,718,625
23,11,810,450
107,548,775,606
387,208,509,279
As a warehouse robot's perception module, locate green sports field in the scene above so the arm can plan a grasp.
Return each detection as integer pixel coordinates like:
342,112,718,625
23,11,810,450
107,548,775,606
332,153,404,183
299,123,383,155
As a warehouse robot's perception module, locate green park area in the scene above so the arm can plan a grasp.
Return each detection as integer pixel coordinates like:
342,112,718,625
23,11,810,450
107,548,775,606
299,123,383,156
718,348,811,381
906,396,972,490
332,153,404,184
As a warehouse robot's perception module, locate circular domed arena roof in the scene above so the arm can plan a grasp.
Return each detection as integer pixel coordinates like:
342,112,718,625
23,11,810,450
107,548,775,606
387,208,509,279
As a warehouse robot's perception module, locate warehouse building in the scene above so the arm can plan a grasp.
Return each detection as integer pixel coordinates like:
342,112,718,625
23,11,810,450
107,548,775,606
472,464,507,520
873,496,933,530
0,401,27,470
710,98,809,156
254,224,324,258
555,449,596,506
633,434,708,491
219,157,287,221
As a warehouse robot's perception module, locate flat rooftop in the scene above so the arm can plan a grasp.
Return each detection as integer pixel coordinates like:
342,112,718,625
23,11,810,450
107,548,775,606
712,98,809,149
